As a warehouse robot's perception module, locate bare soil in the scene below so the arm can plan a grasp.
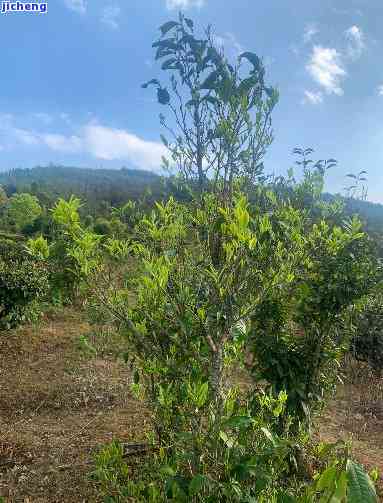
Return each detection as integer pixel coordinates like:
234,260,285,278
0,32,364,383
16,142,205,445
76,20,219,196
0,309,382,501
0,309,150,502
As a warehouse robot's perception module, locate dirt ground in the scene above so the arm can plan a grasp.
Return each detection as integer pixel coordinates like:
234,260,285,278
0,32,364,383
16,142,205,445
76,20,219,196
0,309,150,502
0,309,382,501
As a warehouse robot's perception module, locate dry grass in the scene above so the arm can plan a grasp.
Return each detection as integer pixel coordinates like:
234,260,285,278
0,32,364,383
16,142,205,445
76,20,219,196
0,309,382,501
316,356,383,498
0,309,150,502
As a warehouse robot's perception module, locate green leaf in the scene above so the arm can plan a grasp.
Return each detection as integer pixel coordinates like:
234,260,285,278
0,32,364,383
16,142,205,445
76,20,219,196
157,88,170,105
231,461,257,482
195,381,209,407
332,470,348,502
161,58,178,70
189,474,207,495
199,70,219,90
261,427,275,444
155,47,173,61
225,415,254,430
203,95,219,106
219,430,235,448
276,492,296,503
141,78,160,89
346,460,377,503
186,99,198,108
160,465,176,476
240,51,261,69
317,465,337,491
152,38,177,49
238,76,256,96
159,21,178,36
184,18,194,30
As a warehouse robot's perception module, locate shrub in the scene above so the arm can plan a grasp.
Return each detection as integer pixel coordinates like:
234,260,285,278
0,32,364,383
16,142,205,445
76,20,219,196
250,216,379,432
351,294,383,372
6,192,42,231
94,217,113,236
0,239,48,329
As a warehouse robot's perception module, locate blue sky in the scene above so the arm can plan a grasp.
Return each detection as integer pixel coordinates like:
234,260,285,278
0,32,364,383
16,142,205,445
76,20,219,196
0,0,382,201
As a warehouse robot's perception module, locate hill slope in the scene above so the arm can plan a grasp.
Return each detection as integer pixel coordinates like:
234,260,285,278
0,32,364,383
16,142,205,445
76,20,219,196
1,166,383,231
0,165,164,213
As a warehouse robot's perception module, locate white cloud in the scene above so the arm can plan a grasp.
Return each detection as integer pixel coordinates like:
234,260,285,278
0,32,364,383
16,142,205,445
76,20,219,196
0,115,166,172
345,25,365,60
12,127,40,146
0,114,38,147
166,0,204,10
63,0,86,15
303,23,319,44
302,90,323,105
101,5,121,30
82,124,167,170
306,46,346,96
378,85,383,96
41,133,83,153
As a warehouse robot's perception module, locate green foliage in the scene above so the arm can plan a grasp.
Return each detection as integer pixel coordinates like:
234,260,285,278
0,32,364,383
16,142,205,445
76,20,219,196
80,190,377,499
22,196,103,304
295,216,377,326
0,165,167,218
0,185,7,207
0,239,48,329
93,217,127,238
250,214,378,431
302,443,377,503
94,217,113,236
45,197,102,301
93,391,301,502
346,459,377,503
27,235,50,260
39,185,379,500
52,195,82,230
351,293,383,372
144,14,277,199
94,439,378,502
6,192,42,230
111,200,141,230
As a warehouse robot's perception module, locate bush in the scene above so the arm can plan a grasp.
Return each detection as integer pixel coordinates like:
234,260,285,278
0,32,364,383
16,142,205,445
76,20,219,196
6,192,42,231
94,217,113,236
0,239,48,329
351,294,383,372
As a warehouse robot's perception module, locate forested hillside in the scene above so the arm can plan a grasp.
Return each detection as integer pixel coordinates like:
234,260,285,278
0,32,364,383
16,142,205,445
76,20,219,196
0,166,165,215
1,164,383,232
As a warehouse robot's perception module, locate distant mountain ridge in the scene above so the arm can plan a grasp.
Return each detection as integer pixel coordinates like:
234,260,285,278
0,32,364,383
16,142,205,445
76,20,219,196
0,165,164,211
0,165,160,191
0,165,382,231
